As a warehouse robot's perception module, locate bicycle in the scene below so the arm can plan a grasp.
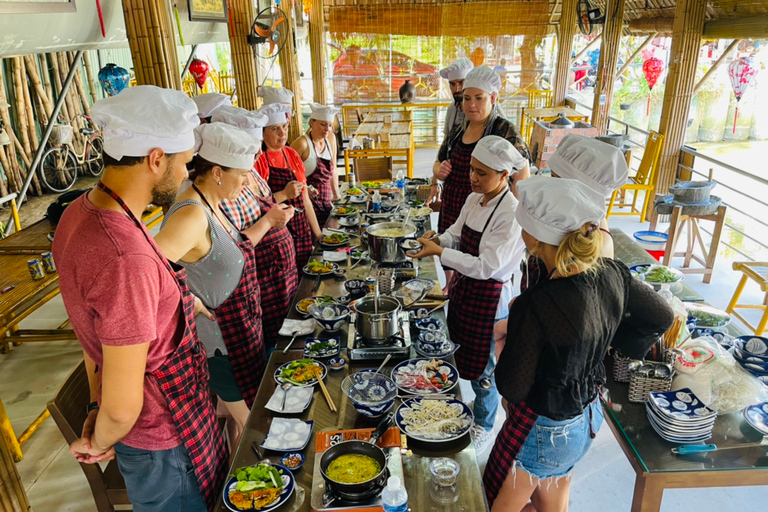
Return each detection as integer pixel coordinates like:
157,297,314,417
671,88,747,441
39,114,104,193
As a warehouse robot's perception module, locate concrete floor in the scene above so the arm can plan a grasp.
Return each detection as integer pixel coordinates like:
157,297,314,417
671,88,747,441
2,148,767,511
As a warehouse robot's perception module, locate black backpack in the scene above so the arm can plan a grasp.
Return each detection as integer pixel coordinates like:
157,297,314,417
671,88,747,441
46,189,89,224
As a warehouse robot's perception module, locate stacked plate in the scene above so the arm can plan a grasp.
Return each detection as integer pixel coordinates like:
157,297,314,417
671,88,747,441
732,336,768,386
645,388,717,443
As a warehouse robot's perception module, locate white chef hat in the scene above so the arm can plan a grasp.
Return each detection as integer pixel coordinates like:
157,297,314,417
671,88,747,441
439,58,474,81
515,176,606,246
463,65,502,95
471,135,528,174
211,105,268,142
257,103,292,127
194,123,260,170
90,85,199,160
191,92,231,118
548,134,629,198
258,85,294,106
309,103,340,122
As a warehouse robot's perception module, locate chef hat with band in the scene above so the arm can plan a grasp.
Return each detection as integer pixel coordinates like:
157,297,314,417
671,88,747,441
192,92,231,118
515,176,606,246
309,103,340,123
471,135,527,174
463,65,502,95
439,58,474,81
211,105,268,142
549,134,629,198
258,85,294,106
90,85,199,160
258,103,292,127
194,123,260,170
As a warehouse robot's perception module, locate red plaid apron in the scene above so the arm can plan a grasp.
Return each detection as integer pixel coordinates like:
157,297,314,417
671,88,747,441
95,182,227,511
483,401,539,506
520,253,550,293
306,143,334,227
250,191,299,346
438,139,476,233
265,150,313,269
447,191,508,381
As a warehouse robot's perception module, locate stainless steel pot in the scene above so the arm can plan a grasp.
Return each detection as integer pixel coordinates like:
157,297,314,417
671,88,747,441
366,221,417,263
353,295,401,340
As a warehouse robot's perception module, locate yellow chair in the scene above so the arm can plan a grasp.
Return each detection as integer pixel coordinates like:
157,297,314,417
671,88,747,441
727,262,768,336
0,193,22,238
606,131,664,223
528,89,553,109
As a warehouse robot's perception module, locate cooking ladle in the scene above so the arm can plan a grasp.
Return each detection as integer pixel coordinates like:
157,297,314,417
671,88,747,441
478,367,496,390
375,354,392,374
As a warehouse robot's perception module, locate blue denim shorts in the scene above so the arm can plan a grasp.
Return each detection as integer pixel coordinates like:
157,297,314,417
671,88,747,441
515,400,604,481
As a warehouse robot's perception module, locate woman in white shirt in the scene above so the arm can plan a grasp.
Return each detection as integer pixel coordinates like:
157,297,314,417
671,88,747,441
409,135,528,450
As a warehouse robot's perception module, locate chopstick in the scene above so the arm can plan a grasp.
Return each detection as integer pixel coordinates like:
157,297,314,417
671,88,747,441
315,369,337,413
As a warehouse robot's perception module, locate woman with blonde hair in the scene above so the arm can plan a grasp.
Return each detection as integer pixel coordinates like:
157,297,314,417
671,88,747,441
483,177,674,512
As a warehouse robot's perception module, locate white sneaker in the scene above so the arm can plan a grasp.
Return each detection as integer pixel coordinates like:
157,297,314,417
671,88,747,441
471,424,494,452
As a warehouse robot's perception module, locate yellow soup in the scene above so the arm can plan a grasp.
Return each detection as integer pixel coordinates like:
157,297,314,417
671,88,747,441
326,454,381,484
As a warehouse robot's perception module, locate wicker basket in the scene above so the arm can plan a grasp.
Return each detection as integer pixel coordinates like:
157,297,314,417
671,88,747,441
628,362,674,403
612,351,635,383
49,124,73,145
416,185,440,212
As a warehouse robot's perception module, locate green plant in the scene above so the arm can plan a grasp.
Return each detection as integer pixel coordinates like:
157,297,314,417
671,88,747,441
613,77,650,106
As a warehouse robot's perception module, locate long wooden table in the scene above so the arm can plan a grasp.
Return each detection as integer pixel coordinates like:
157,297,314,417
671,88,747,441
215,215,488,512
608,229,768,512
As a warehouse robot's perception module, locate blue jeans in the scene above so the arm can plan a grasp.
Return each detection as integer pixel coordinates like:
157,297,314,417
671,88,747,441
470,315,507,431
115,442,207,512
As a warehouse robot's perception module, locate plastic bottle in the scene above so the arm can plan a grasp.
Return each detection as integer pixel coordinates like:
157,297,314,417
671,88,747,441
658,283,674,305
395,170,406,194
371,189,382,213
349,172,357,189
382,476,408,512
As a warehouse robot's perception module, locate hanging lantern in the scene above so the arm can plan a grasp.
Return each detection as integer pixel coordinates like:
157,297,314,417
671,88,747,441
642,57,664,116
189,58,210,89
470,47,485,67
97,63,130,97
303,0,312,16
727,56,758,134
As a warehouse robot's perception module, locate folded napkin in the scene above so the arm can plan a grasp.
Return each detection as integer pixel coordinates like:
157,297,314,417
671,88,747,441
278,319,315,337
322,250,348,262
265,386,314,414
261,418,314,451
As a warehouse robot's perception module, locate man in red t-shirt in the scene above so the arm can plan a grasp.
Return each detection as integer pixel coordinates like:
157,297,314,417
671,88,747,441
53,86,224,511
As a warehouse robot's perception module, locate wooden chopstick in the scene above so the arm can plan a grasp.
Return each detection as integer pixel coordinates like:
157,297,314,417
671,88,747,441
316,370,337,413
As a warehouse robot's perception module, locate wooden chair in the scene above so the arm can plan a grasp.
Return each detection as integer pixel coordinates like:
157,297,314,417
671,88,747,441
0,193,22,238
354,157,393,182
527,89,553,109
727,262,768,335
48,362,131,512
606,131,664,223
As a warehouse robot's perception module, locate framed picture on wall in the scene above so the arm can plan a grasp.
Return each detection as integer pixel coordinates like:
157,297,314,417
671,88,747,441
0,0,76,14
188,0,227,23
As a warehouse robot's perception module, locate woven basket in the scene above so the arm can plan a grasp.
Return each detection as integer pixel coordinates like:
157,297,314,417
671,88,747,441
416,185,440,212
628,363,674,403
612,351,635,383
49,124,73,145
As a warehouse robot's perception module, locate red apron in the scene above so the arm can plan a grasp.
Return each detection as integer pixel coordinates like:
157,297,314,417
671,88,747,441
446,191,508,381
249,183,300,346
265,150,313,269
306,150,334,227
95,182,227,511
192,185,266,409
483,401,538,506
438,138,476,234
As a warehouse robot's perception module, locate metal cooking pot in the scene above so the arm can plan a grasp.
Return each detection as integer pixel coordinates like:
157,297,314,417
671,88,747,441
366,221,417,263
353,295,401,340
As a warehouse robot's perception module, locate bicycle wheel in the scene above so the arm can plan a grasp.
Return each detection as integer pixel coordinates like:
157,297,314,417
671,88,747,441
86,136,104,177
40,147,78,193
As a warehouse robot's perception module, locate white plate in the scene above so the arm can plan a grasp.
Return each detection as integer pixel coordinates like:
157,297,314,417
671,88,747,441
265,386,314,414
261,419,314,452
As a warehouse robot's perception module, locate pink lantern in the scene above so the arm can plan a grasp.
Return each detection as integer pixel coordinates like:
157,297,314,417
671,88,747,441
189,59,209,89
727,56,758,134
642,57,664,115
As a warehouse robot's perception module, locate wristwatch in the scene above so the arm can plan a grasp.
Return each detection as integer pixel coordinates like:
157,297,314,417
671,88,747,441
87,401,100,414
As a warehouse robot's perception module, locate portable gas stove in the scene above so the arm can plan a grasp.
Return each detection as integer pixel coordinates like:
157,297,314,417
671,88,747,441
347,312,411,362
371,260,418,280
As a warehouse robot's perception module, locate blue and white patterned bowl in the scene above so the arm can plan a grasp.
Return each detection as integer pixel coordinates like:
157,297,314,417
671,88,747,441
307,304,351,333
744,402,768,435
418,330,447,347
344,279,368,297
692,328,734,349
415,318,444,332
414,340,459,359
408,308,430,320
735,336,768,357
341,369,397,418
648,388,717,420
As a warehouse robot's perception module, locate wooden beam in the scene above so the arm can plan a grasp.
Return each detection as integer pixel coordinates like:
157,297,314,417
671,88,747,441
228,0,259,110
704,15,768,39
617,32,657,78
552,0,578,105
692,39,740,94
278,6,302,142
570,34,602,66
591,0,626,132
627,17,673,35
309,0,328,105
655,0,706,199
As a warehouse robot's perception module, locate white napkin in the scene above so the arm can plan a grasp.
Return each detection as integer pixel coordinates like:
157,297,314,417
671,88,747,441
265,386,314,414
322,250,348,262
262,418,313,450
278,319,315,337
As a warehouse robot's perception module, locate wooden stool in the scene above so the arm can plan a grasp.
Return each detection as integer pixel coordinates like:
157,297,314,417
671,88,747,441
727,262,768,335
661,205,727,284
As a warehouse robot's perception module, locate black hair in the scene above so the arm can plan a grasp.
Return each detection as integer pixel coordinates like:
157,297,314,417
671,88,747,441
189,156,231,181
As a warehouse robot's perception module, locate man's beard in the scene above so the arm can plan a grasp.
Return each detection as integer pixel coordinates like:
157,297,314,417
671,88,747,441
453,93,463,102
151,164,179,207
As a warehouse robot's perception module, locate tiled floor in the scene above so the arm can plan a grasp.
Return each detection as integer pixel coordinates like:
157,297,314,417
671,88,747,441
3,147,767,511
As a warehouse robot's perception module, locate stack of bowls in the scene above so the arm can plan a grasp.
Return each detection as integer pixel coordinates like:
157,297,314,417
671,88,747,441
645,388,717,443
307,303,351,333
341,369,397,418
732,336,768,385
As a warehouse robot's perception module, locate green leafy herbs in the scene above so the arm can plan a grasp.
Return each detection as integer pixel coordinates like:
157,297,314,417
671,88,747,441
644,266,679,283
233,464,283,492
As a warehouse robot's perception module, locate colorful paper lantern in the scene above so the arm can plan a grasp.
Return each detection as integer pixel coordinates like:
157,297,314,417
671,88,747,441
189,59,210,89
97,63,129,97
470,47,485,67
642,57,664,115
728,56,758,134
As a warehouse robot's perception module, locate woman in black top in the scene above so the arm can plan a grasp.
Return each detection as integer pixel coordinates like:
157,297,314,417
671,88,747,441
483,177,674,512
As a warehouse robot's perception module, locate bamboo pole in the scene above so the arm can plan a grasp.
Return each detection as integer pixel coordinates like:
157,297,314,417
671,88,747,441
228,0,260,109
571,34,602,66
49,53,70,122
693,39,740,94
552,0,578,106
11,58,32,163
42,54,54,108
19,58,42,196
68,51,91,116
122,0,181,89
591,0,626,132
277,5,303,142
617,32,658,78
56,53,85,154
83,51,98,103
0,148,11,196
0,411,30,512
23,55,53,117
0,61,30,191
309,0,328,104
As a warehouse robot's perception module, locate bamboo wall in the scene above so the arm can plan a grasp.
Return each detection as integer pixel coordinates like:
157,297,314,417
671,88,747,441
121,0,181,89
552,0,578,105
592,0,627,132
0,52,95,197
310,0,328,105
228,0,260,110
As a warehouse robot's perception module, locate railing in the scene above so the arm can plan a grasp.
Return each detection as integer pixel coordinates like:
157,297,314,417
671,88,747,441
566,96,768,262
